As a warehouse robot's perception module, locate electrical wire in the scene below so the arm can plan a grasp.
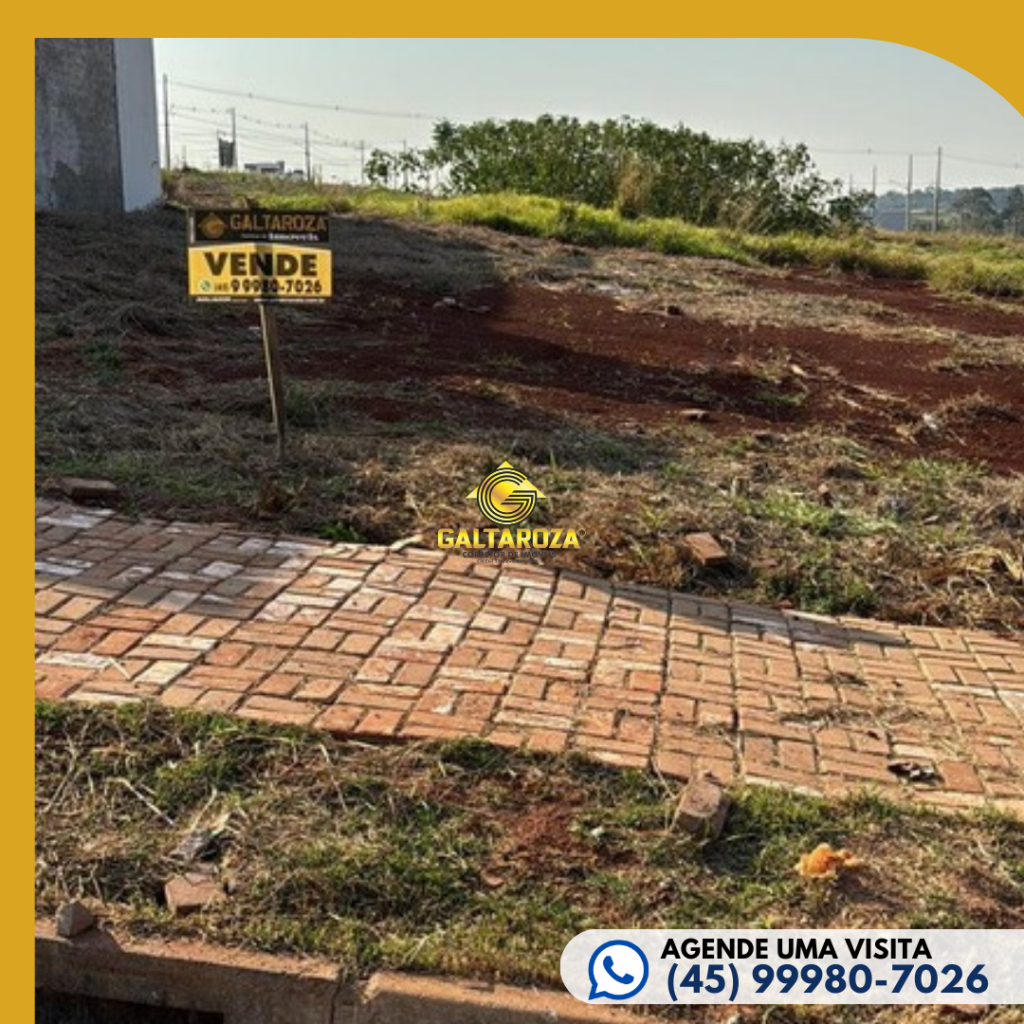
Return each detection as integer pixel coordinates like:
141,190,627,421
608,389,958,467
170,78,445,121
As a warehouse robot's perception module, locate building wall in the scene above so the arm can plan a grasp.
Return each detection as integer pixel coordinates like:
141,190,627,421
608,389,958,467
35,38,123,212
113,39,161,211
35,38,161,213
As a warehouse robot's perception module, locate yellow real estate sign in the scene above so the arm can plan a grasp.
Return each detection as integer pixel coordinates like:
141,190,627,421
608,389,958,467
187,208,332,303
188,242,331,301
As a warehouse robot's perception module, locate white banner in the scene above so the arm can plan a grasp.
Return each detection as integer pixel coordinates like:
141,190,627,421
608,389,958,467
561,930,1020,1004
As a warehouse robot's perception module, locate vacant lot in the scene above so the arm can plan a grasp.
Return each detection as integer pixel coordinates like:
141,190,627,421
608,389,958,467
35,702,1024,1022
35,178,1024,630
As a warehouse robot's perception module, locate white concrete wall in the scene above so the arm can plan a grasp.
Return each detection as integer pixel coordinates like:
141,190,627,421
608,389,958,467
113,38,161,210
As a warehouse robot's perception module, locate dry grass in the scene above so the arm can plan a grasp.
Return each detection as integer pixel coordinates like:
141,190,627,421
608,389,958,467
35,701,1024,1018
34,368,1024,629
34,208,1024,631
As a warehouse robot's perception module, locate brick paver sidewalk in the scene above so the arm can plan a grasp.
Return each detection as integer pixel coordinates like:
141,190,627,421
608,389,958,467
35,501,1024,813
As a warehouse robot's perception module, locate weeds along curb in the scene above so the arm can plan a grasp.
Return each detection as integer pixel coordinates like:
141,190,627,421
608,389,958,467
36,920,631,1024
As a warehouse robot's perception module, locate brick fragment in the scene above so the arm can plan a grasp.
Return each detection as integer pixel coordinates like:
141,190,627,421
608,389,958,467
684,533,729,567
672,776,731,838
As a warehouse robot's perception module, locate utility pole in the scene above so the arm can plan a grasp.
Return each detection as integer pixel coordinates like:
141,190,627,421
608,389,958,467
871,165,878,226
359,140,365,186
229,107,237,170
905,154,914,232
932,146,943,233
162,74,171,172
304,123,312,181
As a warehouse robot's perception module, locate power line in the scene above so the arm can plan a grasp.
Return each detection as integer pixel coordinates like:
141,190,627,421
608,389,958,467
172,111,230,129
171,103,232,116
172,110,388,152
162,83,1022,168
808,146,1022,172
944,152,1024,171
162,92,1022,191
236,111,306,131
810,147,932,158
169,78,445,121
166,92,1023,175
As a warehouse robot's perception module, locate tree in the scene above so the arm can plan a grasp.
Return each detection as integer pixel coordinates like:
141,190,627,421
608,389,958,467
1002,186,1024,236
364,149,398,189
953,188,1000,234
828,190,874,231
421,116,841,234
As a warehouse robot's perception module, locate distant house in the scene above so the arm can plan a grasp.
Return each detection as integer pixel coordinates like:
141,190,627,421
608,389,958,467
244,161,287,175
35,38,161,213
242,161,306,179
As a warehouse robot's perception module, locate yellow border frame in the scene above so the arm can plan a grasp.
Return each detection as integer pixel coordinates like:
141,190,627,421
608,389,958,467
22,26,1023,1020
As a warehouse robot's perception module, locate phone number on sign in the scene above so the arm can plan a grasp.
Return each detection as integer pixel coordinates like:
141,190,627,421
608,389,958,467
230,278,324,295
668,962,989,1002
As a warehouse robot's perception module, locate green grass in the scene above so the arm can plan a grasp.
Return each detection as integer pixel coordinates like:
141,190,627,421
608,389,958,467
168,170,1024,298
761,553,879,618
36,700,1024,1003
751,492,896,540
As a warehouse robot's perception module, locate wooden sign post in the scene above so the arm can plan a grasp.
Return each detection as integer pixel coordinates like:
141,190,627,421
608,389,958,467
187,208,332,460
258,303,287,459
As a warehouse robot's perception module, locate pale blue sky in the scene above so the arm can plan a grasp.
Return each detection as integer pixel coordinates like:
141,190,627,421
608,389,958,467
155,38,1024,191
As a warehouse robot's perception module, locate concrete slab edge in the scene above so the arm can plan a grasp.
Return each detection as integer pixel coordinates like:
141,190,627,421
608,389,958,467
35,920,631,1024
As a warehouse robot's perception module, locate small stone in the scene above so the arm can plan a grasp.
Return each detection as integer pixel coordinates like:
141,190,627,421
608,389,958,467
56,900,95,938
672,776,731,840
817,483,834,507
164,872,225,915
680,409,710,423
684,532,729,567
58,477,120,503
170,827,219,864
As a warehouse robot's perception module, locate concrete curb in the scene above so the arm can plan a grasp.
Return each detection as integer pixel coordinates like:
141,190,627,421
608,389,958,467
358,971,628,1024
36,921,630,1023
36,920,346,1024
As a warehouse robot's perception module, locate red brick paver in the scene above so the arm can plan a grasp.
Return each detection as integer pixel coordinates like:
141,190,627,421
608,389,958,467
34,501,1024,813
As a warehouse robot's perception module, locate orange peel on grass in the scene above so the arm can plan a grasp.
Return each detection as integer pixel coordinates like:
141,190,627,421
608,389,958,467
796,843,864,879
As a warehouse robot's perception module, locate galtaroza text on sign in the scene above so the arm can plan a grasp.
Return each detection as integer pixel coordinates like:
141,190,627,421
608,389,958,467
187,208,332,303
